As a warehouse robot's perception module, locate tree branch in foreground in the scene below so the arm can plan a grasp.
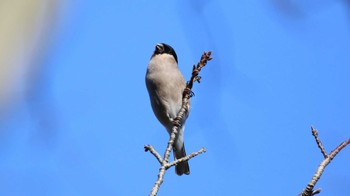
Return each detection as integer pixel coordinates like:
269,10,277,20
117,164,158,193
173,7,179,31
145,51,212,196
299,127,350,196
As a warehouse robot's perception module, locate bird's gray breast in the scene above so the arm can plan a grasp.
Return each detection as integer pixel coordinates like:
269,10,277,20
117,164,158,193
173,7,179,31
146,55,187,127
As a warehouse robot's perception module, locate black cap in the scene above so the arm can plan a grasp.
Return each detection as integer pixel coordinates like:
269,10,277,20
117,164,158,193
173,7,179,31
153,43,178,63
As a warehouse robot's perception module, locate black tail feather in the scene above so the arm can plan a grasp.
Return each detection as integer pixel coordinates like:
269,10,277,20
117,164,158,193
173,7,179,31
173,144,190,176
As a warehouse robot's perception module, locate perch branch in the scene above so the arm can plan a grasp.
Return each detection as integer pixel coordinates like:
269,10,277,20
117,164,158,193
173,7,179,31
146,51,212,196
299,127,350,196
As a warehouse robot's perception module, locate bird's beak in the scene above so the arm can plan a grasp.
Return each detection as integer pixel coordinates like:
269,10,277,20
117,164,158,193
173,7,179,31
156,43,163,52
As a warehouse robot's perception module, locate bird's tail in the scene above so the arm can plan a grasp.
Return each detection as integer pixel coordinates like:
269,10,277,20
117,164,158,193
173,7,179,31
173,144,190,176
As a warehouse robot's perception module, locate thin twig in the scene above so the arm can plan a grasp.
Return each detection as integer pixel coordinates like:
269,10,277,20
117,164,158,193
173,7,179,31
311,127,328,158
147,51,212,196
167,148,206,168
145,145,163,165
299,127,350,196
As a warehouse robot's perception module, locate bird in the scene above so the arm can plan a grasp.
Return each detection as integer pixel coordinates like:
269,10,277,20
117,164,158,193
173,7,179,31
145,43,190,175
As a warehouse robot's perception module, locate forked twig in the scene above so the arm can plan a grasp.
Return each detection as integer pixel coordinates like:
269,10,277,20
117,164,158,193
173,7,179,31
299,127,350,196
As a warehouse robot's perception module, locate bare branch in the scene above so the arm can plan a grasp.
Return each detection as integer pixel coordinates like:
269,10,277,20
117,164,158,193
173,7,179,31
167,148,207,169
329,138,350,160
145,145,163,165
147,51,212,196
149,165,166,196
185,51,212,91
311,127,328,158
149,148,207,196
299,127,350,196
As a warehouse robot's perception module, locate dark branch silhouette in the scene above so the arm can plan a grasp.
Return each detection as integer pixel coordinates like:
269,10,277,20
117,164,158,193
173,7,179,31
145,51,212,196
299,127,350,196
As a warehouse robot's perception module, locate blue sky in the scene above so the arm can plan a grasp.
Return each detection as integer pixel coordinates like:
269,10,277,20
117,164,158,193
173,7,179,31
0,1,350,195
